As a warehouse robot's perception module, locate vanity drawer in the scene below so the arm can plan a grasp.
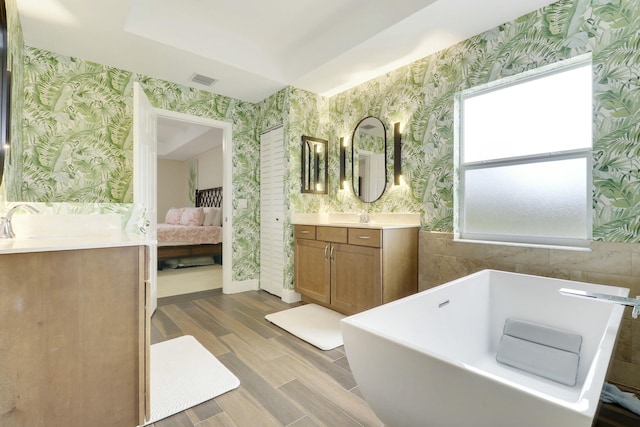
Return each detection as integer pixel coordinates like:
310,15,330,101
294,225,316,240
316,226,348,243
348,228,381,247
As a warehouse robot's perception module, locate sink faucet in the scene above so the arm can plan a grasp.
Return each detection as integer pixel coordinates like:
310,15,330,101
359,211,370,224
1,204,40,239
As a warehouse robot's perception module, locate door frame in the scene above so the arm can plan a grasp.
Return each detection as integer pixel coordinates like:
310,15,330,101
133,83,158,313
153,108,233,293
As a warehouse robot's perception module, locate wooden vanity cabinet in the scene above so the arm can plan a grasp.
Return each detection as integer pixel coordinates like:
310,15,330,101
330,240,382,314
0,245,149,426
294,236,331,303
294,225,417,315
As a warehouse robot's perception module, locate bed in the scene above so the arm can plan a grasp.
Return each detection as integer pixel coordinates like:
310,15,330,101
157,187,223,268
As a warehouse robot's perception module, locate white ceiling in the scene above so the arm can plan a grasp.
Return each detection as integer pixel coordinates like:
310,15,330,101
16,0,558,104
156,117,223,160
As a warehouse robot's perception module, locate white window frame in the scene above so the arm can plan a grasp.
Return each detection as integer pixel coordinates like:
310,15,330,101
454,55,593,249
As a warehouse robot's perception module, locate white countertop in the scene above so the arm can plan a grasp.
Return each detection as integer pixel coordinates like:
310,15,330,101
0,212,154,254
293,221,419,230
0,233,154,255
292,212,420,229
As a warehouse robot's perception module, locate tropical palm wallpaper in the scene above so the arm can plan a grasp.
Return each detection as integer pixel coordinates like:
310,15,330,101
15,46,265,282
4,0,640,288
313,0,640,244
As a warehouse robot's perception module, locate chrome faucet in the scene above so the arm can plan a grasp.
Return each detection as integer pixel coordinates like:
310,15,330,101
359,212,370,224
560,288,640,319
1,204,40,239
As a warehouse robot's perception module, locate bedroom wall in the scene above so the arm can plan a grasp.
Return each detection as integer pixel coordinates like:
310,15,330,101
157,158,191,221
197,146,223,190
157,145,222,221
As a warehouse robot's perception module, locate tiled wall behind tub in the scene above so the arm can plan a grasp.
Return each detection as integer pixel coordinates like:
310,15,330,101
419,231,640,391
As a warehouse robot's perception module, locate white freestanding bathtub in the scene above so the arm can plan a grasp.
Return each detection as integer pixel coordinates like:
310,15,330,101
341,269,628,427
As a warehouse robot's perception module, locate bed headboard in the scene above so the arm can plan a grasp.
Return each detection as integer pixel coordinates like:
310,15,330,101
195,187,223,208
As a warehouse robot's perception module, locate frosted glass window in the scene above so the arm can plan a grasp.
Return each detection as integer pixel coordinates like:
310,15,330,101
456,56,592,247
463,159,588,240
462,64,592,163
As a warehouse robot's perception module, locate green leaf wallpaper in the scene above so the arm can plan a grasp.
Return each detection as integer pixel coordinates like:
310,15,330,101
290,0,640,244
19,47,264,282
7,0,640,290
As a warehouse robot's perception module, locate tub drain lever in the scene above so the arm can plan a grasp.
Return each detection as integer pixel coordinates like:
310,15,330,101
560,288,640,319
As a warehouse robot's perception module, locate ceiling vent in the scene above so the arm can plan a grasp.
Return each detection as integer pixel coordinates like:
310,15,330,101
190,73,217,86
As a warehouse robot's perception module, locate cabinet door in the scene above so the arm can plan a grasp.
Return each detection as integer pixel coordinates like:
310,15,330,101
0,247,144,426
294,238,330,303
331,243,382,315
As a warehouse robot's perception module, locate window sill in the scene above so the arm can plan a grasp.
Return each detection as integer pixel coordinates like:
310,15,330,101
453,237,592,252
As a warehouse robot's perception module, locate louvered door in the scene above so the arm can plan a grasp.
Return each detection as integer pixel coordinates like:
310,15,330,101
259,126,285,297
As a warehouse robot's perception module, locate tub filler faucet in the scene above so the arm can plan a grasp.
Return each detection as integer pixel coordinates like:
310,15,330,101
1,204,40,239
560,288,640,319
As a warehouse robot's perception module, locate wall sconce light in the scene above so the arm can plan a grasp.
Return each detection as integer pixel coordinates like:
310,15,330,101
394,122,402,185
339,137,346,189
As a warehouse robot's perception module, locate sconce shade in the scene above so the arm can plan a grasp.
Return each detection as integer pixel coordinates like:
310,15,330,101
394,122,402,185
340,137,346,189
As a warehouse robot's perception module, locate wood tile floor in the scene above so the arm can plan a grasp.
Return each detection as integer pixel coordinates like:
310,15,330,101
148,289,384,427
148,289,639,427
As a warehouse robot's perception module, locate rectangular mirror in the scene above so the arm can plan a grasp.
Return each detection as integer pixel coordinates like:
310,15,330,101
301,135,328,194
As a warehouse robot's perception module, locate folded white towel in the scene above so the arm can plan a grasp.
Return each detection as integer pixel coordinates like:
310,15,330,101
601,382,640,416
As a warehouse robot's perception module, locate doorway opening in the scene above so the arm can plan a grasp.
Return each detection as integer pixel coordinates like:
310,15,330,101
154,109,233,297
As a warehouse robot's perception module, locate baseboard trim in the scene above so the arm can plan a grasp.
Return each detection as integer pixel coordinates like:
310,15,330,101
224,279,259,294
281,289,301,304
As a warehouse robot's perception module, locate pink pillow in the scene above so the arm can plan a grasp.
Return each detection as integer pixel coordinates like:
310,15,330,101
180,207,205,226
165,208,184,225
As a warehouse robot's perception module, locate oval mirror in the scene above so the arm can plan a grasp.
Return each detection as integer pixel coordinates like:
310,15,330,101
351,116,387,202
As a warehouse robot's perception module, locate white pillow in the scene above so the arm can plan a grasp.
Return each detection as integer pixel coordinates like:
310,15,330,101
202,207,214,226
203,207,222,226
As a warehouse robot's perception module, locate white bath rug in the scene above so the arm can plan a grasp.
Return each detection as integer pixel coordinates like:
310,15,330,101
142,335,240,425
265,303,345,350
